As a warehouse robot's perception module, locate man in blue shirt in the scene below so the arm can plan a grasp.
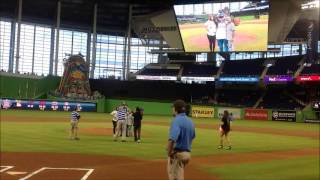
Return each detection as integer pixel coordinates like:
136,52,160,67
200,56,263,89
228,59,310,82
167,100,195,180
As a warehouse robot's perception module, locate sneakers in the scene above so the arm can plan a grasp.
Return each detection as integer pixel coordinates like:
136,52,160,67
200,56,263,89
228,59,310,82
137,140,141,143
218,145,232,150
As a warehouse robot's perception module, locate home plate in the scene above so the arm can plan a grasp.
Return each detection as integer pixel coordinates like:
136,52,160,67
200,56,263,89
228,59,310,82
7,171,28,175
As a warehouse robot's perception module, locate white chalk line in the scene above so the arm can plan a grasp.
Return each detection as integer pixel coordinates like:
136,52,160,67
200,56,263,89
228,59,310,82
0,166,14,173
19,167,46,180
19,167,94,180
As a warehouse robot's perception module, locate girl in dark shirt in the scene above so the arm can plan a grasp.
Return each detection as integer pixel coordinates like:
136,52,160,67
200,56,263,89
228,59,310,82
218,110,232,150
133,107,143,143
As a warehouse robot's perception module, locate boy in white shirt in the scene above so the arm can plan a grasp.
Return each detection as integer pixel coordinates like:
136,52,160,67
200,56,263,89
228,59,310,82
110,108,118,135
226,17,235,51
126,111,134,137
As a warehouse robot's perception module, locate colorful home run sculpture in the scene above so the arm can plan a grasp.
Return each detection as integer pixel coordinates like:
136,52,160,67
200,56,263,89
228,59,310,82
58,54,91,99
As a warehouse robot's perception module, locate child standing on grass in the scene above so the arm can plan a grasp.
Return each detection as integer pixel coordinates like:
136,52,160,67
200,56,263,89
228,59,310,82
126,111,134,137
110,108,118,135
218,110,231,150
70,107,80,140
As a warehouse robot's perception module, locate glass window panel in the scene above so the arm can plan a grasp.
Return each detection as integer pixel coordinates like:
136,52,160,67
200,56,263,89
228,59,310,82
194,4,203,15
33,25,51,75
174,5,184,16
0,20,11,71
203,3,212,15
17,24,35,74
184,5,193,15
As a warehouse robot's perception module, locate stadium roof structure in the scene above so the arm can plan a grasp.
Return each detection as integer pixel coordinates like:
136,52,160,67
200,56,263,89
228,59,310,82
0,0,172,36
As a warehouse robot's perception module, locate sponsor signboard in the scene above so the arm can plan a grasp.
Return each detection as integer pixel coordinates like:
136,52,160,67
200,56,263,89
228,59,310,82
191,106,214,118
219,76,259,82
296,75,320,81
181,76,215,82
136,75,177,81
272,110,296,122
244,108,268,120
304,119,320,123
0,98,96,112
264,75,293,83
217,107,241,119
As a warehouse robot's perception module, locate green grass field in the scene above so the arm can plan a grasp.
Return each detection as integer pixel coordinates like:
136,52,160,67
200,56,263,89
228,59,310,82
1,110,319,179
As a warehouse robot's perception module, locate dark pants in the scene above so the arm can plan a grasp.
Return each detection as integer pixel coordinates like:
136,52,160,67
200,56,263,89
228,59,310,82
134,125,141,141
217,39,228,52
207,35,216,52
112,121,117,134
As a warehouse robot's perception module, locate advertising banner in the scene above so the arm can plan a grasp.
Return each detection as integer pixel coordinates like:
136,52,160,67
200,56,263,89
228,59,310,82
306,20,318,64
304,118,320,123
244,108,268,120
219,76,259,82
181,76,215,82
136,75,177,81
191,106,214,118
217,107,241,119
0,99,97,112
272,110,296,122
264,75,293,83
296,75,320,82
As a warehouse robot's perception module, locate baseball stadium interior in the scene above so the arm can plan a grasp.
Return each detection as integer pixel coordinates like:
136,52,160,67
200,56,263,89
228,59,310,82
0,0,319,179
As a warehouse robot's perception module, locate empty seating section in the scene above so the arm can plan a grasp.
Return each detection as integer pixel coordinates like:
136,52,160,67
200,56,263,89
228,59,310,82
90,79,215,101
267,56,302,75
300,64,320,75
182,64,218,77
258,89,304,110
221,60,265,76
138,56,316,79
131,56,318,109
139,68,179,76
217,90,261,107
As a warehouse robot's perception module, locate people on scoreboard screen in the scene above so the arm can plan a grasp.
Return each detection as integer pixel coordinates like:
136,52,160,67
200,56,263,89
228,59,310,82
204,15,217,52
204,7,236,52
226,16,235,51
216,12,228,52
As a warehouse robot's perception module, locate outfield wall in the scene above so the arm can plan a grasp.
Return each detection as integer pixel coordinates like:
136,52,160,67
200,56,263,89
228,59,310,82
0,75,60,98
103,100,307,122
190,105,305,122
0,75,310,122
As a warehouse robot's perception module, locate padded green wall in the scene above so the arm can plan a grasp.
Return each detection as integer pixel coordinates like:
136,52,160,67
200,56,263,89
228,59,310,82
0,75,60,98
105,99,172,115
0,75,307,122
